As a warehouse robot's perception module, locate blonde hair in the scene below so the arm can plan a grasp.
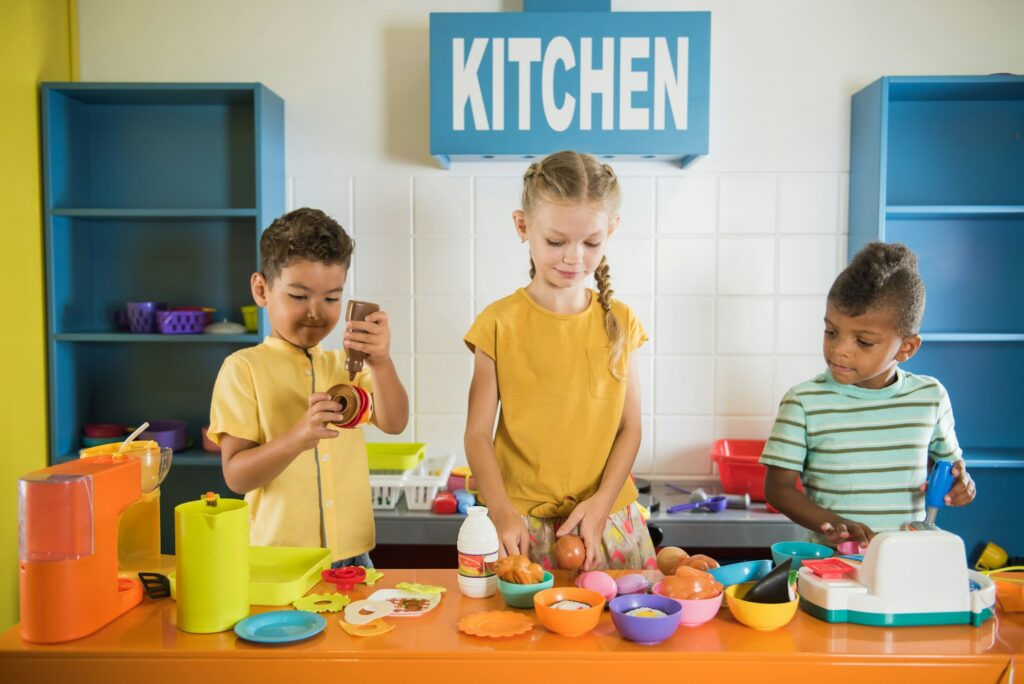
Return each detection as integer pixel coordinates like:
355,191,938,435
522,150,625,380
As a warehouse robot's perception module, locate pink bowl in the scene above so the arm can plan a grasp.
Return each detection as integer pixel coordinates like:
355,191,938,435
652,581,724,627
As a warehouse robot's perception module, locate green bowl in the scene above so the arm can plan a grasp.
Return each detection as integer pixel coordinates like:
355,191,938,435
497,571,554,608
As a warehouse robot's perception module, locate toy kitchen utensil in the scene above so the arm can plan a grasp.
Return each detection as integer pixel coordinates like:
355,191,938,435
19,455,143,643
667,483,750,509
798,529,996,627
904,460,955,531
667,495,728,514
234,610,326,644
174,492,250,633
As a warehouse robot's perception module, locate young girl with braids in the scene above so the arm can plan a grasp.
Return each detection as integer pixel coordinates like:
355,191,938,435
464,150,655,572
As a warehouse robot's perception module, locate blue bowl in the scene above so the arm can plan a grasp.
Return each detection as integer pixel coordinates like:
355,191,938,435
708,559,773,587
609,594,682,646
770,541,833,569
497,571,554,608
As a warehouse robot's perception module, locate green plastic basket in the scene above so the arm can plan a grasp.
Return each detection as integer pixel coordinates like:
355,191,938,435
367,442,426,472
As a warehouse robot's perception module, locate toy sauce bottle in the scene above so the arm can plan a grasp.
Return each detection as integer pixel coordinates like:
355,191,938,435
457,506,498,598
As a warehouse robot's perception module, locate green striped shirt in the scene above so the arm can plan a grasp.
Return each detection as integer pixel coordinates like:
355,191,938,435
760,368,962,542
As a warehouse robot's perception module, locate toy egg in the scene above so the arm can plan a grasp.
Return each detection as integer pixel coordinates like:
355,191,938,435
659,567,723,600
575,571,617,602
554,535,586,570
656,546,689,576
615,573,650,596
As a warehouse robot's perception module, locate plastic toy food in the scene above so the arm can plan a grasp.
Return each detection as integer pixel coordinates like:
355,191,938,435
554,535,586,570
494,555,545,584
626,608,667,618
575,571,618,601
615,573,650,596
551,600,592,610
678,554,720,572
657,546,689,575
659,567,723,600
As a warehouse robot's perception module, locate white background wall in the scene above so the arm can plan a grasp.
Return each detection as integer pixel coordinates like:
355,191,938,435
78,0,1024,478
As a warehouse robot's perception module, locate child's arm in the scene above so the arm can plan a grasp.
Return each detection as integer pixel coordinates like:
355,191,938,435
927,387,975,506
556,354,642,571
465,347,530,558
345,310,409,434
765,466,874,545
220,392,344,494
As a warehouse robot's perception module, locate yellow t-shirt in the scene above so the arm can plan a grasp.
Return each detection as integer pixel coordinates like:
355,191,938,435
464,288,647,518
208,336,374,561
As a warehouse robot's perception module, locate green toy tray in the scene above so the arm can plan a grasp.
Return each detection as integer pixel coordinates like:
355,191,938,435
168,545,332,606
367,442,426,472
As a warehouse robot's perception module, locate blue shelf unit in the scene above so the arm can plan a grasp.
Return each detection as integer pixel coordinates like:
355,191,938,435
41,83,285,552
849,75,1024,558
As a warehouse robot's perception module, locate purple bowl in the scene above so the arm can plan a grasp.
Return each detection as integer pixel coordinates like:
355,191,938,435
139,420,187,451
609,594,682,646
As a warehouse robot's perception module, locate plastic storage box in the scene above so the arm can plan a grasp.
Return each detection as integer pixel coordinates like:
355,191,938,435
711,439,767,502
367,442,426,472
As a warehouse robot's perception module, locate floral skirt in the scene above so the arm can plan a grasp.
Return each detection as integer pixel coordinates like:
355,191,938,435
523,502,657,571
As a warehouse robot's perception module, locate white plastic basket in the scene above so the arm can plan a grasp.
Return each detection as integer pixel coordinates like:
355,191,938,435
402,453,456,510
369,470,409,510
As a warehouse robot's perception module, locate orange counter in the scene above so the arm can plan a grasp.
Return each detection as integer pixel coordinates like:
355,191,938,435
1,569,1021,683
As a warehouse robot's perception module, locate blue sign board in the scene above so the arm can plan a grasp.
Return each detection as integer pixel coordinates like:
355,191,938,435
429,7,710,168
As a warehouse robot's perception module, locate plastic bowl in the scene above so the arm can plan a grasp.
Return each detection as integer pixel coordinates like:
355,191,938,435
533,587,605,637
241,305,259,332
82,436,119,448
708,559,773,588
771,541,833,570
83,423,127,438
724,581,799,631
497,571,554,608
609,594,682,645
140,420,188,451
651,582,723,627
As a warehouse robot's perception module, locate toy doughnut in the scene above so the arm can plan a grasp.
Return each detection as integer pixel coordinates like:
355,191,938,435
326,383,373,429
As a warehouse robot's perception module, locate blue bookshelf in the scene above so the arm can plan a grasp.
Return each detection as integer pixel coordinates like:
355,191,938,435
849,75,1024,558
41,83,285,551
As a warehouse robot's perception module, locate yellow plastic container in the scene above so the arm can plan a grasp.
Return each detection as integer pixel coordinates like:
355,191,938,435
367,442,425,471
241,305,259,332
174,493,249,633
168,545,332,606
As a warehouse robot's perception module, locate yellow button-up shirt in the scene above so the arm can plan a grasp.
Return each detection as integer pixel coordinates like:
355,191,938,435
208,336,374,561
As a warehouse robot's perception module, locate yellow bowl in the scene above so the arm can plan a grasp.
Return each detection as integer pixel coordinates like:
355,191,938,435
724,581,799,631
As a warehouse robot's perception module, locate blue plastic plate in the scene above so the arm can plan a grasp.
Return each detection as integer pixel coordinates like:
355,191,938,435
234,610,326,644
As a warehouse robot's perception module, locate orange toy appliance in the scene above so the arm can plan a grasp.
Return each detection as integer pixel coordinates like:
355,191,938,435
18,455,143,643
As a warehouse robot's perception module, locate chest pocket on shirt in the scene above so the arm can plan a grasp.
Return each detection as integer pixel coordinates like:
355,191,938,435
587,346,624,400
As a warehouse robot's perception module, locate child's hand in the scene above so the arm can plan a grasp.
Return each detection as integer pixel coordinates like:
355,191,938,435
556,497,611,572
820,516,874,546
942,460,976,506
345,310,391,367
290,392,342,452
492,506,530,558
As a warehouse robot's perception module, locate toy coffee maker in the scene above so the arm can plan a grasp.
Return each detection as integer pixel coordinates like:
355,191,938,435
80,440,173,574
19,454,144,643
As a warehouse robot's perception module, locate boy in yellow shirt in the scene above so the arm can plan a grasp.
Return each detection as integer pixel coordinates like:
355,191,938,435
208,208,409,567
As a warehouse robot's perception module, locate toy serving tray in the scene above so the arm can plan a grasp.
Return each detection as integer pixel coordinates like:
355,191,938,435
170,546,331,606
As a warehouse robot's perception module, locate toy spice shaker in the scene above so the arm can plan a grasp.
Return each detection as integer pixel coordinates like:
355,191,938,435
345,300,380,380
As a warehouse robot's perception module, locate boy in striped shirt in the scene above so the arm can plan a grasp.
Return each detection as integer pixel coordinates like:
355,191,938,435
761,242,976,546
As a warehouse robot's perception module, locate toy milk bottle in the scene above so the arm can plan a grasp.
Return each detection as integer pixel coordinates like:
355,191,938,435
175,492,249,633
457,506,498,598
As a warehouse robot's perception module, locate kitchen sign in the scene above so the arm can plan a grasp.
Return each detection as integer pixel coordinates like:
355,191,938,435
429,3,710,168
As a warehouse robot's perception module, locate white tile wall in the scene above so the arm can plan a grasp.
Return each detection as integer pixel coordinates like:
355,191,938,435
290,173,844,476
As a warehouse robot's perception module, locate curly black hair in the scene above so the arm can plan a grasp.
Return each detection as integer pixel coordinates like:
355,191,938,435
259,207,354,283
828,242,926,336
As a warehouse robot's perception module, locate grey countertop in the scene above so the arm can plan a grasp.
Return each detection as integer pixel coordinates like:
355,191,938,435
374,481,805,548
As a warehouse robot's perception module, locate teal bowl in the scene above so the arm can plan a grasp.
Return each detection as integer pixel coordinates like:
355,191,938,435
498,571,555,608
708,559,773,588
770,541,833,569
81,435,119,448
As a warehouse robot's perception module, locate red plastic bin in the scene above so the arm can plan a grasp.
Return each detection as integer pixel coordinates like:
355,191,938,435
711,439,768,502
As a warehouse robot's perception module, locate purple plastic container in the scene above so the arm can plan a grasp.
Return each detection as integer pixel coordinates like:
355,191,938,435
126,302,167,333
609,594,682,645
139,420,187,451
156,310,208,334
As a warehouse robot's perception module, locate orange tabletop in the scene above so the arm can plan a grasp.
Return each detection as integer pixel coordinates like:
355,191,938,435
1,569,1021,683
